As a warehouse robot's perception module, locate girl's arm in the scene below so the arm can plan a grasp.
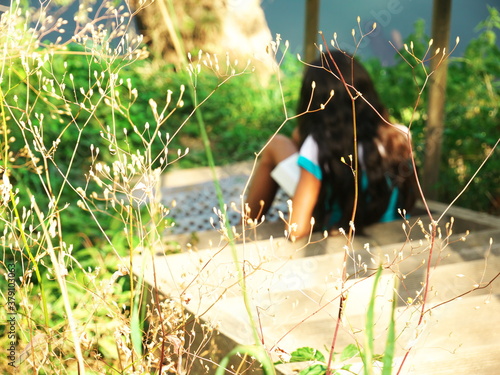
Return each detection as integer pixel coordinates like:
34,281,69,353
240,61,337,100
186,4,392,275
289,168,321,240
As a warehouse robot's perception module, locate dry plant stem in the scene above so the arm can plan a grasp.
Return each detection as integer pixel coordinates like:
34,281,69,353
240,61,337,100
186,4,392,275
321,33,443,374
1,42,59,365
419,224,437,324
150,253,168,372
395,140,500,374
7,189,50,327
1,90,8,163
395,221,435,375
1,89,52,332
240,38,290,232
388,50,437,367
30,198,86,374
239,43,352,372
268,267,380,358
394,53,494,375
426,271,500,314
325,98,358,375
2,3,188,373
322,42,360,375
391,40,460,221
160,0,185,63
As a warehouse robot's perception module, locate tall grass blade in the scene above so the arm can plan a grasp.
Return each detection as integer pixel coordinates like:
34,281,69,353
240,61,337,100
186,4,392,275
131,288,143,357
382,278,398,375
363,266,383,375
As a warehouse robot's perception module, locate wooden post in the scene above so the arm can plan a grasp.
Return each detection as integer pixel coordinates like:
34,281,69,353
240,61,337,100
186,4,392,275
423,0,453,199
304,0,320,62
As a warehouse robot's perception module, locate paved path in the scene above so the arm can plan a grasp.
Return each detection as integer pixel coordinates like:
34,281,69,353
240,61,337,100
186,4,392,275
160,162,289,235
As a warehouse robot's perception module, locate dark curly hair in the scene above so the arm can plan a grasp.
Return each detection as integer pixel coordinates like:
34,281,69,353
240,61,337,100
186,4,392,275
296,51,416,232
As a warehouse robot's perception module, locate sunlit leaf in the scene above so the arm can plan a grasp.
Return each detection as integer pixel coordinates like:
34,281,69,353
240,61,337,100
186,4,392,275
290,347,326,363
299,364,328,375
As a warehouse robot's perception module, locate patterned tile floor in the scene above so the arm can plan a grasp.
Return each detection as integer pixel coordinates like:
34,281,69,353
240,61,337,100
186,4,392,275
161,173,290,234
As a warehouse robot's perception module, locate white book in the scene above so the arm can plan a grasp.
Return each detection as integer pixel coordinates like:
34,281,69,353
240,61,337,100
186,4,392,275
270,153,300,197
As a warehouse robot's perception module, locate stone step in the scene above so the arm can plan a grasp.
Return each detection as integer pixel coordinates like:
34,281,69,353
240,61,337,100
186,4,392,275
135,165,500,374
141,245,498,332
133,227,500,373
275,294,500,374
395,293,500,375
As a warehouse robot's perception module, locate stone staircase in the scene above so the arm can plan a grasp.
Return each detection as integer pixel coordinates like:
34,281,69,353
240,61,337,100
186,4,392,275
132,163,500,374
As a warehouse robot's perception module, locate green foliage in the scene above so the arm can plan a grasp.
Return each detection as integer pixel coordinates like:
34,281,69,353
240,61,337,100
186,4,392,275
5,44,301,254
118,56,300,167
277,344,360,375
365,7,500,214
288,346,326,363
439,6,500,212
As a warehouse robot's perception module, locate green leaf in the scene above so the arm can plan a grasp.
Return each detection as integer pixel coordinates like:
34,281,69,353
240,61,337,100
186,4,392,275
299,364,328,375
290,347,326,363
363,266,383,375
382,278,399,375
340,344,360,361
130,311,142,357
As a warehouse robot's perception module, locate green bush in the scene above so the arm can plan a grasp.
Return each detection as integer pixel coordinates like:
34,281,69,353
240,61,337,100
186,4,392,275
365,7,500,214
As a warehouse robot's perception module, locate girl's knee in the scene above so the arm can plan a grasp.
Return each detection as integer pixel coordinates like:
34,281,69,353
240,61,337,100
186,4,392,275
270,134,293,147
259,134,297,168
268,134,297,158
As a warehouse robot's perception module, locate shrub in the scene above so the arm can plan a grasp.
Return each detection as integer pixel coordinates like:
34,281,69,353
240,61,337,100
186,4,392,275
365,7,500,214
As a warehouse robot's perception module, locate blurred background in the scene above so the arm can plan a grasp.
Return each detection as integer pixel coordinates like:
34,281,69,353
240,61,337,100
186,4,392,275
262,0,499,63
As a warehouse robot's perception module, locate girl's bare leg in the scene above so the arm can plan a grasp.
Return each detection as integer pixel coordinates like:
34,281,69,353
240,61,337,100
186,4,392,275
246,134,298,220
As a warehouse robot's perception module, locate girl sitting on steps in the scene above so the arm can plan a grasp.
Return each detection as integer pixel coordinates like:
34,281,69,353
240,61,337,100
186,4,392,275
245,50,417,239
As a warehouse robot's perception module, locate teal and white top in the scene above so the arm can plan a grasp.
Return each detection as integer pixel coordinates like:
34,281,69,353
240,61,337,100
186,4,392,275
271,135,401,226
